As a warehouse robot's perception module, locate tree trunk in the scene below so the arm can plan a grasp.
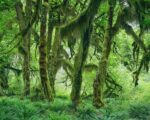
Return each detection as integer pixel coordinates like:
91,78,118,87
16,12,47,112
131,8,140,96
23,0,32,96
71,25,92,107
15,0,32,96
48,27,61,95
93,0,115,108
47,12,55,94
39,0,53,101
47,0,102,98
0,67,9,89
23,35,30,96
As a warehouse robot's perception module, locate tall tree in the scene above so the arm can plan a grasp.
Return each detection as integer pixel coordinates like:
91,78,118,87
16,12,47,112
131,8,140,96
39,0,53,101
15,0,32,96
93,0,116,108
69,0,102,107
48,0,102,97
48,27,61,95
71,25,92,107
47,11,54,84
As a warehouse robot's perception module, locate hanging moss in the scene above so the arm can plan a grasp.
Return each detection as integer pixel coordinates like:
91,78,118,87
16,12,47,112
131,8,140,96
71,24,92,108
122,22,149,86
133,51,150,86
93,0,116,108
122,22,147,52
60,0,102,39
48,0,103,99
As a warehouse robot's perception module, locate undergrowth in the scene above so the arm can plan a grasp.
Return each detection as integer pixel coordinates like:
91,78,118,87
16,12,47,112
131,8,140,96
0,82,150,120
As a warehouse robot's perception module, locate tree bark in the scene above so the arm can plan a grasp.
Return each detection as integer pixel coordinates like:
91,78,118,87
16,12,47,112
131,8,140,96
69,0,103,108
47,11,55,94
93,0,115,108
23,0,32,96
47,0,102,99
0,67,9,89
71,25,92,107
39,0,53,101
15,0,32,96
48,27,62,95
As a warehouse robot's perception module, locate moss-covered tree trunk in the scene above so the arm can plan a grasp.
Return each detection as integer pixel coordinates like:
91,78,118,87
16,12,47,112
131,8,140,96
47,12,55,93
39,0,53,101
22,33,30,96
48,28,61,95
0,67,9,89
70,0,103,107
47,0,102,98
23,0,32,96
71,25,92,107
93,0,115,108
62,0,102,107
15,0,32,96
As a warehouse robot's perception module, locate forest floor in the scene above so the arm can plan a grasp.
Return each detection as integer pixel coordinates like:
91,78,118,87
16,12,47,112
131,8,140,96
0,81,150,120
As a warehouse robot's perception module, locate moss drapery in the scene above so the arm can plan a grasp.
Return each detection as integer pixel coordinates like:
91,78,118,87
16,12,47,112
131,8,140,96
93,0,116,108
48,0,102,98
71,24,92,107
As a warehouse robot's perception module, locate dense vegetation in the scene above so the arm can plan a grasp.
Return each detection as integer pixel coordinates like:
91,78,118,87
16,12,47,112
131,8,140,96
0,0,150,120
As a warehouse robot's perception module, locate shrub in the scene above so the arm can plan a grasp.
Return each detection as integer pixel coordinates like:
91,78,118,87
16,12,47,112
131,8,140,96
129,104,150,120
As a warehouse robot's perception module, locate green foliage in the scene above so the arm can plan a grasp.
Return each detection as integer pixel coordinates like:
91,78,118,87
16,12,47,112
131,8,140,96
129,104,150,120
0,0,150,119
100,80,150,120
0,0,17,11
0,78,150,120
0,97,75,120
